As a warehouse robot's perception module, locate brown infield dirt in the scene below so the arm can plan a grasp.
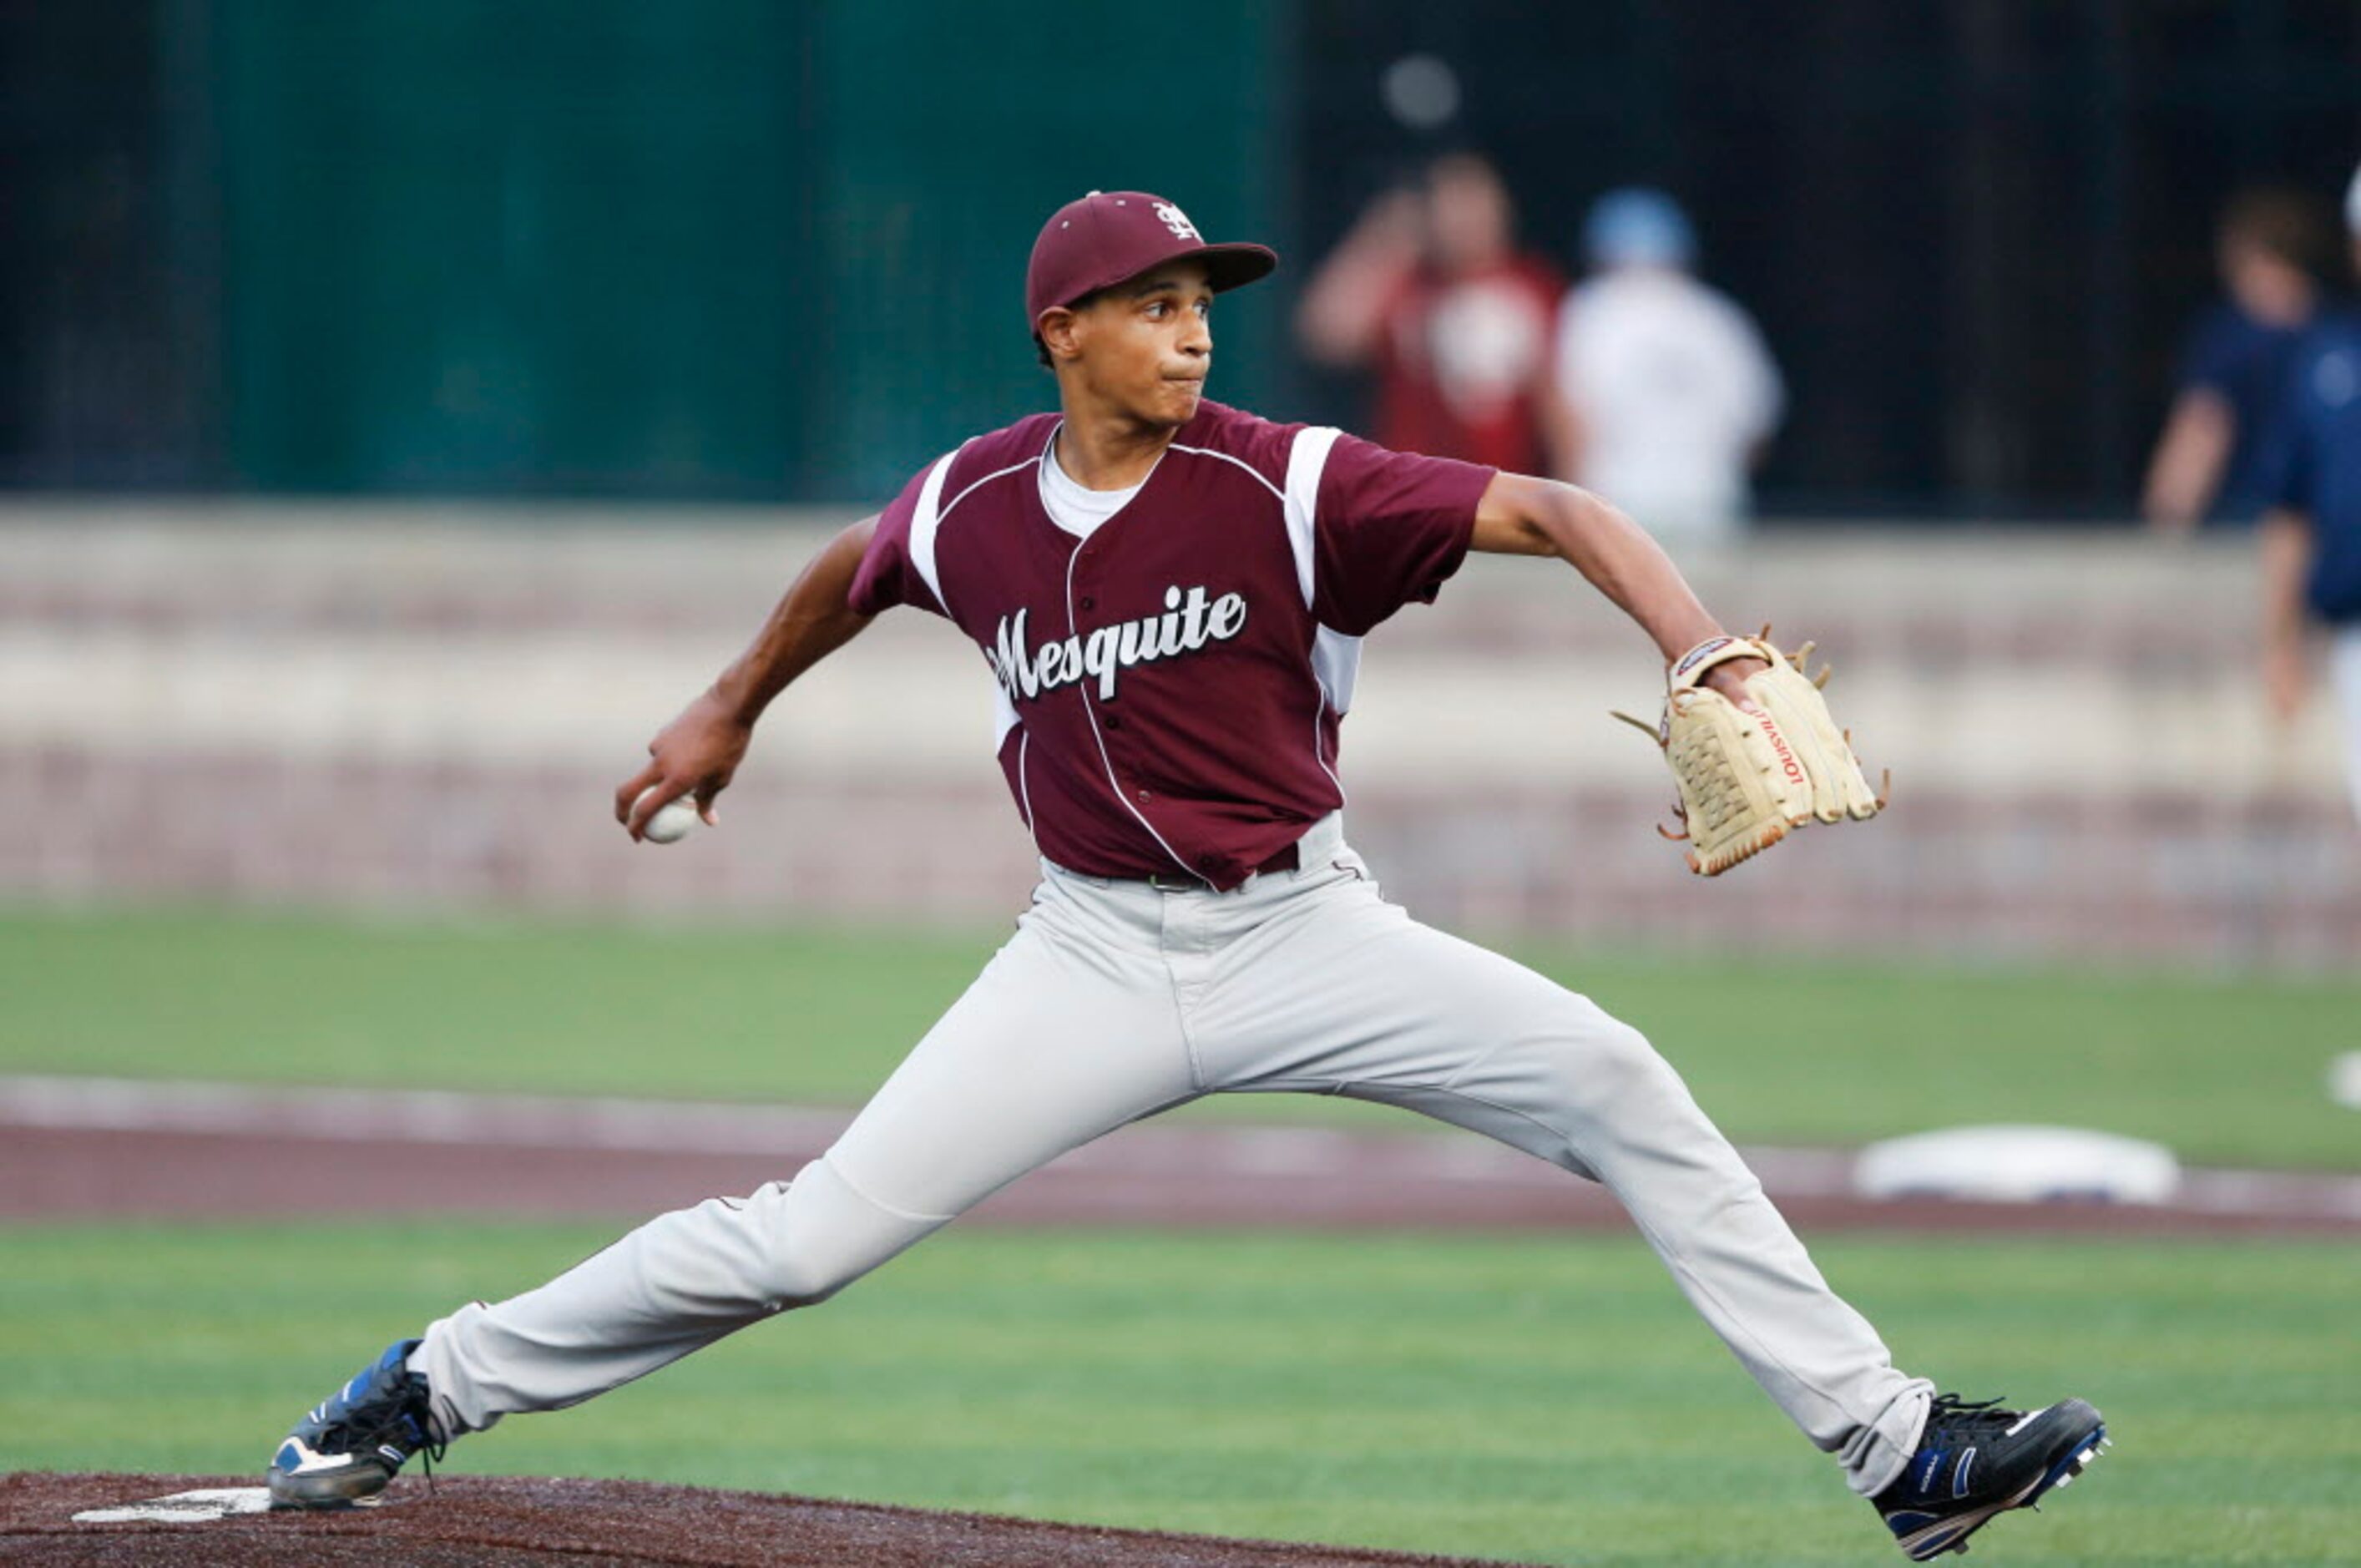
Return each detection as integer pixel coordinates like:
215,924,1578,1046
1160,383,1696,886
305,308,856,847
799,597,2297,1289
1,1474,1533,1568
6,1085,2351,1565
4,1080,2355,1233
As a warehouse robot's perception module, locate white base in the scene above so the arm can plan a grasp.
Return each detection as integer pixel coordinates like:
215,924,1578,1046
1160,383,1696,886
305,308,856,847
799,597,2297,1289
74,1486,274,1525
1853,1125,2182,1205
2331,1050,2361,1110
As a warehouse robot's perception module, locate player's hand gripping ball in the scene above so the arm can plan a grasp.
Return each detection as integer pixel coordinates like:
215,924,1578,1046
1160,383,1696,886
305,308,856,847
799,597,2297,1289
1614,631,1886,876
633,787,703,846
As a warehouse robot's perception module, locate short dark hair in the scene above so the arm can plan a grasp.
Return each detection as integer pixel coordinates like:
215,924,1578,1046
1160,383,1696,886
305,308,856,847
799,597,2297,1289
2219,187,2332,276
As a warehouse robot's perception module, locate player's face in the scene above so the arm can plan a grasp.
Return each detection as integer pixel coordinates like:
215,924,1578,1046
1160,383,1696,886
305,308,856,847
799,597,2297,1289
1070,260,1215,427
1428,159,1511,273
2219,237,2311,321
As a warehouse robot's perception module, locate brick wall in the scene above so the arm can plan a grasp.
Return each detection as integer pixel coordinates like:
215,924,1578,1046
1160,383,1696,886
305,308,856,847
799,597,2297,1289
4,504,2353,967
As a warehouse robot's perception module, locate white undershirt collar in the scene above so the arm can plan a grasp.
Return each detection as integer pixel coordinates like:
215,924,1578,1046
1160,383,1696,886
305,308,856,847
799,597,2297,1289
1037,424,1151,540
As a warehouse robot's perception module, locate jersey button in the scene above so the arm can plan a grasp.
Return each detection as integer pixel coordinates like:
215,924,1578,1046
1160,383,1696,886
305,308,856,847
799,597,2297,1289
1079,595,1096,611
1103,714,1122,730
1136,788,1153,802
1196,853,1217,871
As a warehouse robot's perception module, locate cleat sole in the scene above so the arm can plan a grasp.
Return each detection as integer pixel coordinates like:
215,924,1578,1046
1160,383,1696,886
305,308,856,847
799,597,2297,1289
265,1459,397,1512
1893,1419,2107,1561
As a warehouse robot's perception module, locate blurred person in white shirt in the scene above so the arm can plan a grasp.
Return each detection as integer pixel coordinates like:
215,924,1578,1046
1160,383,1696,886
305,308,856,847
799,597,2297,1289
1550,189,1783,547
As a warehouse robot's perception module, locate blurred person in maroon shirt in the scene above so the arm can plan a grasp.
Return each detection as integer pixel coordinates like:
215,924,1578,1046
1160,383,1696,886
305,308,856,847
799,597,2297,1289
1298,153,1565,473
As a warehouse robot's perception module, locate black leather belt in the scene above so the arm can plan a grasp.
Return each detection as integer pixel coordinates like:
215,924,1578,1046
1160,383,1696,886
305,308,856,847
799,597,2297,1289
1125,840,1301,889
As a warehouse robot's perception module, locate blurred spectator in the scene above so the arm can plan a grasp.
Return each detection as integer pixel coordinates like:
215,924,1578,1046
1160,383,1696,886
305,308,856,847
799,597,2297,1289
2257,164,2361,822
1550,189,1782,548
1297,153,1564,472
2143,188,2332,534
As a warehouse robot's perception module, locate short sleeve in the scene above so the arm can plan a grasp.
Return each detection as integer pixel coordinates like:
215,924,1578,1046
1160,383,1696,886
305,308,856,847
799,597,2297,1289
847,458,950,618
1311,433,1494,635
2253,355,2315,513
2176,311,2244,399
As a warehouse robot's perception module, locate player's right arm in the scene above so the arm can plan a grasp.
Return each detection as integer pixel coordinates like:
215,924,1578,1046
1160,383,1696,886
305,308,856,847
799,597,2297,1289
614,515,879,839
2259,505,2314,721
1295,186,1423,368
2252,340,2321,722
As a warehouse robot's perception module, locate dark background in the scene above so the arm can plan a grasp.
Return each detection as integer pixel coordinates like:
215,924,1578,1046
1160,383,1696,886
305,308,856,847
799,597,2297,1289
7,0,2360,515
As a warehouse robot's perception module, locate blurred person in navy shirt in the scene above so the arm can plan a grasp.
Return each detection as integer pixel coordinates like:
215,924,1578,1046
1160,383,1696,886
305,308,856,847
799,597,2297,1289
2145,189,2333,534
2258,165,2361,822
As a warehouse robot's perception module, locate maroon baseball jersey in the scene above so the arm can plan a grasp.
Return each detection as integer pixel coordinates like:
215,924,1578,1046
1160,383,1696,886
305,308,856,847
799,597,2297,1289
848,399,1494,888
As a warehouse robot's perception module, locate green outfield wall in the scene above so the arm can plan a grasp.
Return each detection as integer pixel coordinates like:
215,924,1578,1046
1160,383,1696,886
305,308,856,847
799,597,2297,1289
206,1,1286,500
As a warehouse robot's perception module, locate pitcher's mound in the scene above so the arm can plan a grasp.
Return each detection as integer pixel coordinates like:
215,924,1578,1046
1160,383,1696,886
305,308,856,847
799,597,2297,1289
5,1472,1531,1567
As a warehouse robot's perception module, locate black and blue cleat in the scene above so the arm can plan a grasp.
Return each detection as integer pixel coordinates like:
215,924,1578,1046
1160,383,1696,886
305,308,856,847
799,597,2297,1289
1873,1393,2108,1560
266,1338,447,1510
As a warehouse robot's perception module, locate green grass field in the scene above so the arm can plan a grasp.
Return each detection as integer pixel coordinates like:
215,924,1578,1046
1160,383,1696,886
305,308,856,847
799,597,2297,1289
2,1222,2354,1565
2,907,2355,1167
4,909,2358,1562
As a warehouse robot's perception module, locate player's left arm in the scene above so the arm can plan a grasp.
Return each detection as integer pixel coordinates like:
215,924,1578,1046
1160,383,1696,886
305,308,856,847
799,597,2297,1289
2142,388,2236,535
1469,472,1766,690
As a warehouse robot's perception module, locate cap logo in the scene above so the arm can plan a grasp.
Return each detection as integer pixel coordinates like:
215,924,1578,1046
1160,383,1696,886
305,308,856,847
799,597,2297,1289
1154,202,1201,242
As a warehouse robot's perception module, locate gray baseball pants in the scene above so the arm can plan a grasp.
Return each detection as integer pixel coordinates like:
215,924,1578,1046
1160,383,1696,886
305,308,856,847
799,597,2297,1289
411,812,1932,1495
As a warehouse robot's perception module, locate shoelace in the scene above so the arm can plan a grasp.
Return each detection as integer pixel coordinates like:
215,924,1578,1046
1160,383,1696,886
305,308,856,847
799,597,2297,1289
1923,1393,2015,1441
409,1403,448,1495
326,1380,447,1493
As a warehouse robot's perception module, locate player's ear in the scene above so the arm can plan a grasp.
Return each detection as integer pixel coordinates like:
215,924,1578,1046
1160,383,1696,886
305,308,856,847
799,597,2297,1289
1037,306,1085,366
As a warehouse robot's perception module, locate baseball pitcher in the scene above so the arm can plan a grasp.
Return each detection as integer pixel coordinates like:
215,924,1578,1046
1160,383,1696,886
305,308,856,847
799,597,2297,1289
268,191,2106,1563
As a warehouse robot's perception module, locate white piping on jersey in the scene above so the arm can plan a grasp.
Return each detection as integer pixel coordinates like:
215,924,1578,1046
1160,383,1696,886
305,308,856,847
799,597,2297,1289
995,646,1042,856
924,438,1039,738
1016,729,1040,854
952,421,1342,878
907,445,963,615
1169,441,1286,502
938,452,1042,529
1279,425,1342,609
1308,675,1347,806
919,443,1042,616
991,675,1021,751
1062,538,1203,883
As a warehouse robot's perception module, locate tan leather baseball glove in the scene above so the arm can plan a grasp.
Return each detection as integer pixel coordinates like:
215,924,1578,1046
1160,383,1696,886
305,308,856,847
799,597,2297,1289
1615,631,1885,876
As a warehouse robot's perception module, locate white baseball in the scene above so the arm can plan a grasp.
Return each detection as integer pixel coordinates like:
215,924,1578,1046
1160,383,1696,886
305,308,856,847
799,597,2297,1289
635,788,702,846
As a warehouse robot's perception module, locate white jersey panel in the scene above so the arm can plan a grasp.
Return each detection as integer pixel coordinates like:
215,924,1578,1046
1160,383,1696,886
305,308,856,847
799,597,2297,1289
1281,425,1342,609
1312,625,1363,715
1284,424,1360,714
907,445,963,615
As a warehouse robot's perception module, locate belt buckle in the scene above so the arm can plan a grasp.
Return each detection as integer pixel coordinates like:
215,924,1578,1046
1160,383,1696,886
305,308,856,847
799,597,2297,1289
1144,870,1196,893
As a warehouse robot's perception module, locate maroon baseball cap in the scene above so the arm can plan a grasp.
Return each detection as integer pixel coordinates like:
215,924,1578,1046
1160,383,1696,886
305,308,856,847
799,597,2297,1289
1026,190,1278,331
